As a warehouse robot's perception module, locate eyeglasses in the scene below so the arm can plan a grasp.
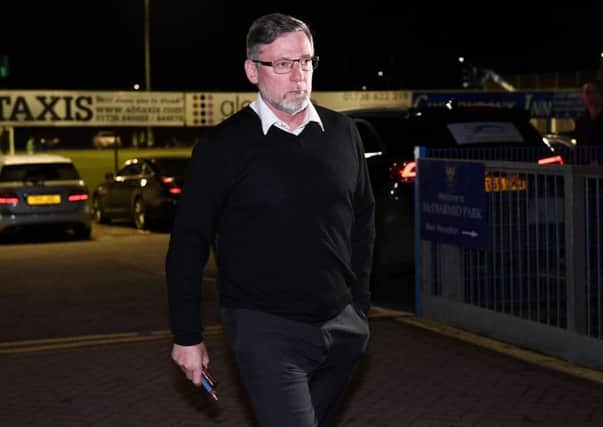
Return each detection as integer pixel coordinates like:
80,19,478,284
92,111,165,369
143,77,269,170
252,56,319,74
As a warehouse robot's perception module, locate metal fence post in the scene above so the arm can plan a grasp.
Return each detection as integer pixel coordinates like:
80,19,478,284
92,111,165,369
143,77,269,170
414,146,427,315
565,167,586,334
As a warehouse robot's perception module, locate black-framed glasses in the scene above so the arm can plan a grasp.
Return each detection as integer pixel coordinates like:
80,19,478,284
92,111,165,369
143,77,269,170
252,56,319,74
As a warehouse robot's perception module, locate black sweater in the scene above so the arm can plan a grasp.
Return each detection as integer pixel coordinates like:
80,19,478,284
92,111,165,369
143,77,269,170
166,106,375,345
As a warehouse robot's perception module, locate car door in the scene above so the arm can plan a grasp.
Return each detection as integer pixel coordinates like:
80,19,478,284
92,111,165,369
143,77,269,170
109,162,143,217
352,118,389,190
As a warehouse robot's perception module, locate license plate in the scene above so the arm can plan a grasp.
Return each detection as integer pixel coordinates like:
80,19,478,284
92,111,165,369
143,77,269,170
27,194,61,205
485,174,527,192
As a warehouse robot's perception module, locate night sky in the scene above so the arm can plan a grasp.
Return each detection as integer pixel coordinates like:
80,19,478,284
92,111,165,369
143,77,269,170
1,2,602,92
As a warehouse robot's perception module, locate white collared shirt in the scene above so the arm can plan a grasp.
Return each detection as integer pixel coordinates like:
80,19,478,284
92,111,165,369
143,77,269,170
249,94,324,136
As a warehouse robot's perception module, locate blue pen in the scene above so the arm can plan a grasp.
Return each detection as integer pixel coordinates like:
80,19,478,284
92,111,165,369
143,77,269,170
201,373,218,400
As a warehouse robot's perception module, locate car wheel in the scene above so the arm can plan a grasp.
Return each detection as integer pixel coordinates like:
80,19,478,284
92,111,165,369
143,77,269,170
133,198,147,230
92,196,110,224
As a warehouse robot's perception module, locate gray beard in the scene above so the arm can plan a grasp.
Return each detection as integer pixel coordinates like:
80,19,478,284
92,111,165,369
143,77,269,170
259,88,309,116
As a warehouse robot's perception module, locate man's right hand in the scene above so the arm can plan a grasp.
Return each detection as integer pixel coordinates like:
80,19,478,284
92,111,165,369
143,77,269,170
171,342,209,386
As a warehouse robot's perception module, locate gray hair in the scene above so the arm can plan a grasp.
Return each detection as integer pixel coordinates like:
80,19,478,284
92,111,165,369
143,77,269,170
246,13,314,59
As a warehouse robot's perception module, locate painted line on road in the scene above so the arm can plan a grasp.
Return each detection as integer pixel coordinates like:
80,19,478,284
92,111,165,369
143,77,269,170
0,306,398,355
14,303,599,388
368,306,414,319
0,307,395,355
0,325,224,354
394,315,603,386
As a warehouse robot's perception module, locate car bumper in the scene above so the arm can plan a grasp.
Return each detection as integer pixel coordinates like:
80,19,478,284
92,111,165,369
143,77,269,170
0,207,91,233
146,198,178,222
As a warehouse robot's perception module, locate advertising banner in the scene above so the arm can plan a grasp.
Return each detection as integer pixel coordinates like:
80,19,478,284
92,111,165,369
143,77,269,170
184,90,413,127
412,90,583,119
0,89,582,127
0,91,185,126
313,90,412,111
185,92,256,127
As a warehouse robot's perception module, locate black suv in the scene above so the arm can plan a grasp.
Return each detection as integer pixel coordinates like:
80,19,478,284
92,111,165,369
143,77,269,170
91,156,190,230
344,105,554,310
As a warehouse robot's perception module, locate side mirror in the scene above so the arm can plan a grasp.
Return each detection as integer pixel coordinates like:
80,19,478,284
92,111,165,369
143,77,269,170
105,172,115,181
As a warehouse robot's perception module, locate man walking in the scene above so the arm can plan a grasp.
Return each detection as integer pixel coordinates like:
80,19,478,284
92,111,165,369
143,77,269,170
166,13,375,427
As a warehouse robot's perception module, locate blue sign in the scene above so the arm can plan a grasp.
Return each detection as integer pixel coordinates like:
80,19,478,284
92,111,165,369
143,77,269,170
412,90,583,119
419,159,488,249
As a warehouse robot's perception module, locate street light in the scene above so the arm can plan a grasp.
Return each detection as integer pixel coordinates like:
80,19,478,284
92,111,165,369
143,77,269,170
144,0,151,92
144,0,153,147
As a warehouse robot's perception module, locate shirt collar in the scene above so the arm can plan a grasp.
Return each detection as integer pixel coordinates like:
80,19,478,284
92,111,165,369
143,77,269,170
249,93,324,136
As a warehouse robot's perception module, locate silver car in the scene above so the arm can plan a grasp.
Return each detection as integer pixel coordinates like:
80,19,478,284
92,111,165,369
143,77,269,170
0,154,91,239
92,131,122,149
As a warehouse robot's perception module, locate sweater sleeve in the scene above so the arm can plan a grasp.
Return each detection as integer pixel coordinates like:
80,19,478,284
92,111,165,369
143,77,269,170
349,121,376,313
165,135,229,345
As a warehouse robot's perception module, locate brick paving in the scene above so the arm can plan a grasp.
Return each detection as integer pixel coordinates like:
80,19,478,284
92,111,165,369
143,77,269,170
2,316,603,427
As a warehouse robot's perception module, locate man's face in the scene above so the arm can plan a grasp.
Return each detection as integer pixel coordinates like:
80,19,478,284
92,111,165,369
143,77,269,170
245,31,314,116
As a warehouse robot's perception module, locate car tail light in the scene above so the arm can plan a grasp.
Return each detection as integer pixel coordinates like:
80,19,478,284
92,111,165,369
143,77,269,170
537,155,565,165
0,191,19,205
161,176,183,195
67,189,89,202
390,155,563,186
391,161,417,183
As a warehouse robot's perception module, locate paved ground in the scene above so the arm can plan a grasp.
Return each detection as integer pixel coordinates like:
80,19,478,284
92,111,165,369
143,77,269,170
2,308,603,427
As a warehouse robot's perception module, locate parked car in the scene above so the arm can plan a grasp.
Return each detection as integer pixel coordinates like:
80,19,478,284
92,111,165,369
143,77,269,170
92,130,122,149
542,131,576,150
0,154,91,239
543,131,603,165
91,156,190,230
343,105,555,310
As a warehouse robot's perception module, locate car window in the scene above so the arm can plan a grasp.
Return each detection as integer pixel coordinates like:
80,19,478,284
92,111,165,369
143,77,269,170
345,107,547,158
117,163,143,177
0,163,80,182
447,122,525,145
405,119,454,149
354,119,385,155
360,115,416,157
141,163,154,176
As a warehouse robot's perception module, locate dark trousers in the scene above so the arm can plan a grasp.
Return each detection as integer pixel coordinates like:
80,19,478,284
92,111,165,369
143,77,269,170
221,304,370,427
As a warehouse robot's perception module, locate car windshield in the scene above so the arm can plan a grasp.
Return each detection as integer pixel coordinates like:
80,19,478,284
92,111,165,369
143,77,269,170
0,163,80,182
150,158,189,177
353,110,544,157
446,122,524,145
